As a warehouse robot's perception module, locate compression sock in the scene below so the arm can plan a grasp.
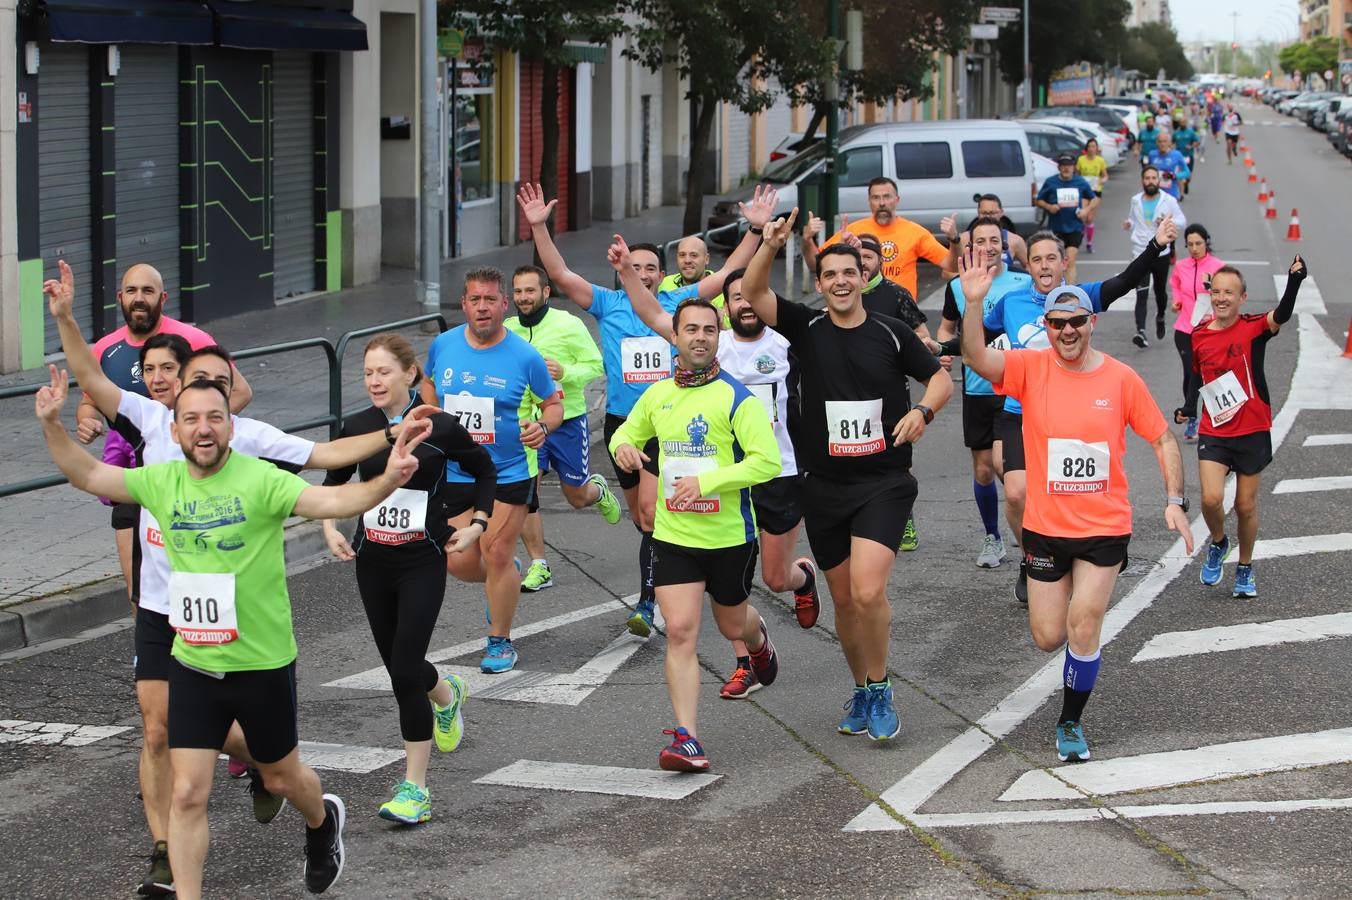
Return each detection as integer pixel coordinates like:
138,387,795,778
974,480,1001,539
1085,222,1095,245
639,529,656,605
736,655,751,670
1060,647,1102,723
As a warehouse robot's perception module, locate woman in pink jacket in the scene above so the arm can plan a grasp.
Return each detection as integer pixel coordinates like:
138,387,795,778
1170,223,1225,441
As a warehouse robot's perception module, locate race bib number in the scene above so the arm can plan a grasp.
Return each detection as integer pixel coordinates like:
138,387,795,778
1199,370,1249,427
826,399,884,457
1047,438,1110,494
663,457,719,514
168,572,238,645
1056,187,1081,208
621,336,670,384
1084,175,1101,192
443,392,496,444
362,487,429,546
747,383,779,423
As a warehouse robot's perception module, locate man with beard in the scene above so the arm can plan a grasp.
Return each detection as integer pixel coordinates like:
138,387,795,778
427,267,563,674
961,264,1192,765
504,265,619,594
75,263,252,605
1123,166,1186,348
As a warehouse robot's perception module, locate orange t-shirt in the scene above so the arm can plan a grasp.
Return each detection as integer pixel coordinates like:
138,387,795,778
994,348,1168,538
827,217,949,297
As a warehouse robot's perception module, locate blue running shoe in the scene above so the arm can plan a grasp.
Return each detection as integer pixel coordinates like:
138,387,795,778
1233,563,1257,598
865,681,901,741
627,598,655,638
1200,536,1230,585
658,727,709,772
1184,417,1198,442
480,636,518,674
1056,720,1091,761
839,687,869,735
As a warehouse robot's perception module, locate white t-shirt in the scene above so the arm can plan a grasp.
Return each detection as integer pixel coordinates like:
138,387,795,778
117,391,315,616
1223,113,1241,136
716,327,798,477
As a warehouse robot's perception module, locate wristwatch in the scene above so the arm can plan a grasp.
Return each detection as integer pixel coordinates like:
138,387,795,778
1168,495,1189,513
384,423,396,445
748,225,764,235
914,404,934,425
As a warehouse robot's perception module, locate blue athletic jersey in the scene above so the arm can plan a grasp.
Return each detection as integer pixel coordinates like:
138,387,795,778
589,282,697,417
949,269,1033,396
426,326,556,483
1144,148,1191,198
985,280,1105,415
1037,175,1096,234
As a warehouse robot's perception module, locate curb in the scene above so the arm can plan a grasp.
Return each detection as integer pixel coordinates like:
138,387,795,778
0,518,352,654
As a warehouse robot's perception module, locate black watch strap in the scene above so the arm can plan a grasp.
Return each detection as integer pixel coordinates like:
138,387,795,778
384,423,396,445
914,404,934,425
470,516,490,531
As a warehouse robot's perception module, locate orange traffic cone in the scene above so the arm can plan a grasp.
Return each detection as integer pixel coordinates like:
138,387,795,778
1342,318,1352,359
1285,209,1301,241
1248,168,1258,183
1257,179,1269,203
1244,153,1255,168
1265,193,1278,219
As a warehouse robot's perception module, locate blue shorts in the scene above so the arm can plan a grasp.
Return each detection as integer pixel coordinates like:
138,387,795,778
536,415,591,487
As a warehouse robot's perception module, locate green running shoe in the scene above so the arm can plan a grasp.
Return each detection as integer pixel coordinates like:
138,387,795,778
899,518,918,552
138,840,173,896
246,766,286,824
520,560,554,592
589,473,622,525
378,781,431,825
433,673,467,752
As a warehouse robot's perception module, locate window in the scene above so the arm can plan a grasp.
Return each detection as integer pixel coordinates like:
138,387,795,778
453,91,494,203
962,140,1026,178
839,145,883,186
893,142,953,180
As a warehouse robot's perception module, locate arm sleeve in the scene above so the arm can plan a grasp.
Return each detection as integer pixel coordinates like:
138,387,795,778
237,419,315,468
1272,267,1307,325
773,295,812,346
526,349,559,406
587,284,620,320
898,324,942,381
607,388,657,456
991,348,1031,401
265,464,311,519
1099,239,1165,308
698,395,782,496
1168,264,1183,300
117,389,167,432
432,412,497,513
122,465,153,508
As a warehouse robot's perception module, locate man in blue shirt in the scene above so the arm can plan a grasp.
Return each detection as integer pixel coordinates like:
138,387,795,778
1144,131,1192,200
1036,155,1098,283
426,267,563,674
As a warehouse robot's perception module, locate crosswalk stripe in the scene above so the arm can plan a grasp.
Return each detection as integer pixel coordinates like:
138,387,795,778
1134,612,1352,662
1303,433,1352,447
0,720,132,747
474,759,721,799
1273,476,1352,494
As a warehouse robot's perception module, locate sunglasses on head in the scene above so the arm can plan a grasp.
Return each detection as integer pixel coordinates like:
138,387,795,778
1045,314,1090,330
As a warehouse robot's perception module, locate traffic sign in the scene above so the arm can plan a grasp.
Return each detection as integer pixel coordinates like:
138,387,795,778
971,23,999,39
980,5,1021,22
1344,73,1352,86
1325,69,1335,81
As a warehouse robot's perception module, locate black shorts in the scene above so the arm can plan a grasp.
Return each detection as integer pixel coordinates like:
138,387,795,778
133,608,175,682
444,477,536,517
111,501,139,530
1055,230,1084,250
1197,431,1272,476
801,472,918,571
751,475,803,536
1225,133,1239,145
994,410,1025,472
527,474,541,514
168,660,299,764
1022,529,1130,583
603,413,659,491
962,392,1004,451
652,539,758,607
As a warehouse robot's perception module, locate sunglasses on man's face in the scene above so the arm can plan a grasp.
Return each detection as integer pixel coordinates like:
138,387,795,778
1045,314,1090,330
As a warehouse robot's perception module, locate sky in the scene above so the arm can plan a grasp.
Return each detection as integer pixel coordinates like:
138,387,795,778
1170,0,1301,45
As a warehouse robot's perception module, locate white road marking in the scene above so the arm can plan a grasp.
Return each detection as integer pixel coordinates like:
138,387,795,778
1274,274,1325,315
998,728,1352,802
298,741,405,774
1134,612,1352,662
910,797,1352,829
474,759,721,799
1273,476,1352,494
0,720,132,746
1234,533,1352,562
846,313,1352,832
1304,433,1352,447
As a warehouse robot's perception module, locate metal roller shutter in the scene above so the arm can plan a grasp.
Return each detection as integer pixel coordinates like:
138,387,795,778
271,52,315,299
38,47,93,350
116,47,182,321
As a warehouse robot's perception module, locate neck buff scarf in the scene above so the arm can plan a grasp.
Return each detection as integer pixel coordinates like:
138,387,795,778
673,358,720,388
518,304,548,328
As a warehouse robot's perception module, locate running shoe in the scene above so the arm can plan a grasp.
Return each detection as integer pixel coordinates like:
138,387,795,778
748,621,779,687
1232,563,1257,598
719,665,761,700
899,518,919,552
1056,720,1091,762
1156,313,1167,341
1200,536,1231,586
480,636,518,674
627,597,655,638
378,781,431,825
839,687,869,735
658,727,709,772
520,560,554,592
1184,417,1198,442
138,841,173,896
588,473,622,525
247,766,286,824
304,793,346,894
433,673,467,752
1085,241,1093,254
1015,561,1029,605
1132,330,1149,349
976,534,1006,568
227,756,249,778
792,558,820,628
865,681,901,741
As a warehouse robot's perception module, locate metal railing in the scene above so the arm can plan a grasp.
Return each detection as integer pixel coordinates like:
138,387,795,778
0,313,448,500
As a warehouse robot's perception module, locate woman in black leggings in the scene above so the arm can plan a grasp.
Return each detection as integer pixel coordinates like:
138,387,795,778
323,333,495,824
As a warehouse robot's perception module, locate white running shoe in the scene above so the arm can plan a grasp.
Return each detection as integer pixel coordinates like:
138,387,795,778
976,534,1006,568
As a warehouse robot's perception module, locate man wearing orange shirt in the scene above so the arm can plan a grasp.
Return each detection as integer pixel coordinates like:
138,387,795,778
959,259,1192,764
801,177,959,297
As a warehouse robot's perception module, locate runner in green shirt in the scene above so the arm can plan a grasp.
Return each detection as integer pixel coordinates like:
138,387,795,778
609,298,783,772
35,371,427,899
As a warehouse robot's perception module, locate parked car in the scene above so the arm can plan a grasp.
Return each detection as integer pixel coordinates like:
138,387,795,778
706,119,1039,241
1334,105,1352,156
1278,91,1317,115
1026,105,1134,148
1030,117,1123,167
1098,102,1141,141
768,132,817,164
1322,97,1346,137
1017,122,1088,168
1268,89,1300,108
1294,92,1337,124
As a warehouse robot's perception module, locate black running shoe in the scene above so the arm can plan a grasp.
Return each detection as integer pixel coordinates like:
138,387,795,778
1155,314,1166,341
1015,562,1029,605
303,794,346,894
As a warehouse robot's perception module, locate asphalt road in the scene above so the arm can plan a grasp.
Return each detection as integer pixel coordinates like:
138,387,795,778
2,99,1350,899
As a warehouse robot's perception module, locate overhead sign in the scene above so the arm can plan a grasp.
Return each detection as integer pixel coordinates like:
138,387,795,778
1049,61,1095,106
981,6,1021,22
971,23,999,39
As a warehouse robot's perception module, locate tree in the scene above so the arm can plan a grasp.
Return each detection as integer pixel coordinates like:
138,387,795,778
1118,21,1193,82
444,2,627,233
993,0,1130,93
1278,36,1338,80
836,0,982,105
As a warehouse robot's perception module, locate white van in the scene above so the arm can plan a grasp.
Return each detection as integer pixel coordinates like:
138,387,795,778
708,119,1038,240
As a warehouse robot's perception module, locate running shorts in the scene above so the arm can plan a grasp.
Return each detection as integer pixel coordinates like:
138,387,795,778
111,502,139,530
1055,230,1084,250
168,660,299,764
444,477,536,516
537,415,590,487
995,410,1025,472
652,539,758,607
1022,529,1130,583
801,472,918,572
1197,431,1272,476
751,475,804,536
603,413,659,491
133,608,175,682
963,393,1004,451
